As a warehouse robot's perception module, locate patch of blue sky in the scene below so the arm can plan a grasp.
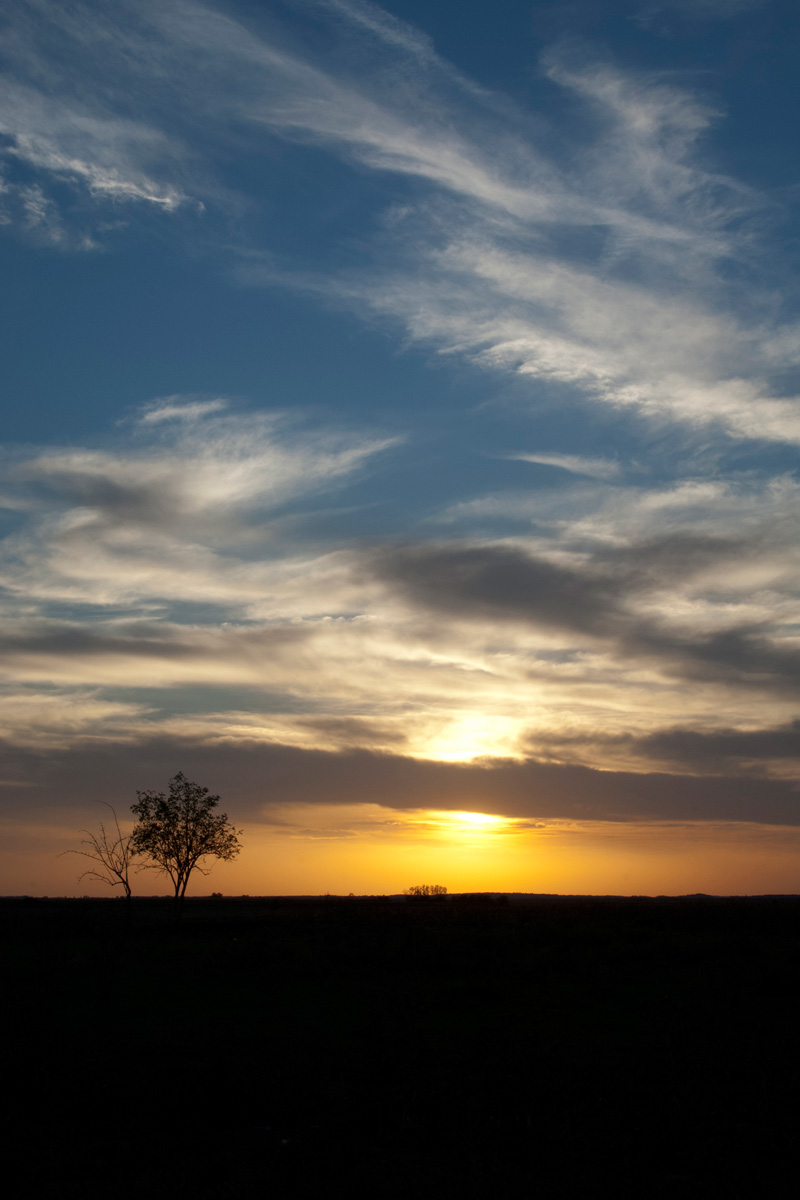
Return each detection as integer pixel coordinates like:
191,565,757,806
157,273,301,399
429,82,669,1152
0,236,448,440
29,599,245,624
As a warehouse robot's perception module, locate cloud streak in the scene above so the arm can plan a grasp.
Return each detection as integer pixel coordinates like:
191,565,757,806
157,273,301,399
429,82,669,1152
4,1,798,439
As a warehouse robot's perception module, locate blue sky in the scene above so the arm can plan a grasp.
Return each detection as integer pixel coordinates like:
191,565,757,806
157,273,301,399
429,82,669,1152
3,0,800,894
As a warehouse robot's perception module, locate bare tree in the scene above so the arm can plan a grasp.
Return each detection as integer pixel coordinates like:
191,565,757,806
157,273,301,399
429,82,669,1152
405,884,448,897
130,772,241,900
63,803,137,898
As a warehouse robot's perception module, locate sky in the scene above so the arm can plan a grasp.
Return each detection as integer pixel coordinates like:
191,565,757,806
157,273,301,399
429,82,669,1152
2,0,800,896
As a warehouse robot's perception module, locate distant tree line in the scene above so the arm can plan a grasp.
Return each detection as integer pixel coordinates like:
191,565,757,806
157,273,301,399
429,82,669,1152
405,884,448,897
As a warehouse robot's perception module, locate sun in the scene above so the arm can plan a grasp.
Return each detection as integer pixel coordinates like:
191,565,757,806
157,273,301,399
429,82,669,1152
451,811,505,828
419,810,515,840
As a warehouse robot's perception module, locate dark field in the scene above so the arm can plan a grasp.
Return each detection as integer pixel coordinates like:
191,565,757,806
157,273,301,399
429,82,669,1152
4,894,800,1197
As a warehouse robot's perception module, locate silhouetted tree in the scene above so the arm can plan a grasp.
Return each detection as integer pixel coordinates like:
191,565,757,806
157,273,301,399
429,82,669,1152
131,772,241,900
405,884,448,897
63,803,137,898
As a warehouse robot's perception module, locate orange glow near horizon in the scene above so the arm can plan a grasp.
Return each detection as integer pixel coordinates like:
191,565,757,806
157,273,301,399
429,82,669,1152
7,803,800,898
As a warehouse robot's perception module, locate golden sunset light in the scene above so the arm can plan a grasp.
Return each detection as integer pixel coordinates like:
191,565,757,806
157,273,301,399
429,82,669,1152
410,810,517,835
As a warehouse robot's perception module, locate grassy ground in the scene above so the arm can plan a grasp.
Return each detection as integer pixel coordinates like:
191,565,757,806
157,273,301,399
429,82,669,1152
4,894,800,1197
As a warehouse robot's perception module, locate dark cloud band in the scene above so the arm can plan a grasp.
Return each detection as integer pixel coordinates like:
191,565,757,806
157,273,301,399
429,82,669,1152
4,736,800,828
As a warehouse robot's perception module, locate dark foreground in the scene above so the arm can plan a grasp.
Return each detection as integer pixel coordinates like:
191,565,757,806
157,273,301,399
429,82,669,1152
4,894,800,1197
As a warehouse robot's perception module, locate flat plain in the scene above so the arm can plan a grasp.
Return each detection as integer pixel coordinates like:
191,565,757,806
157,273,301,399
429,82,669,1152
5,894,799,1196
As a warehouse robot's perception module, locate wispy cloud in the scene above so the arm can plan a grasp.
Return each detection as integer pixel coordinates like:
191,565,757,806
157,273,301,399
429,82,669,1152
211,7,793,443
3,1,797,442
138,397,230,424
0,401,397,615
0,78,189,229
636,0,769,23
510,453,621,480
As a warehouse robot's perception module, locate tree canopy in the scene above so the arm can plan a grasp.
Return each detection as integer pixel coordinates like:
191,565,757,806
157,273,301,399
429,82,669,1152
130,772,241,899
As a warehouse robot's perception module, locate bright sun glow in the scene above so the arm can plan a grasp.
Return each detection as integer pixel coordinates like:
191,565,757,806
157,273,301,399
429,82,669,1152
416,716,525,762
420,810,516,838
449,811,504,827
